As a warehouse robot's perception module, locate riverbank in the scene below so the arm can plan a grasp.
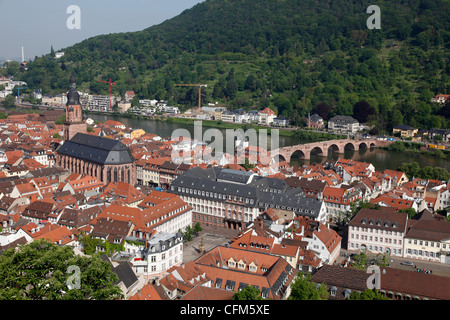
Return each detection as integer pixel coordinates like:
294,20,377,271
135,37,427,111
86,110,345,142
379,141,450,160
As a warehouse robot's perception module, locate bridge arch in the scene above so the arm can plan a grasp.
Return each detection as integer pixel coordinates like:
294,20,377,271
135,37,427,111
310,146,324,157
290,149,306,162
276,139,385,161
272,153,287,163
328,144,341,154
344,142,356,151
359,142,368,149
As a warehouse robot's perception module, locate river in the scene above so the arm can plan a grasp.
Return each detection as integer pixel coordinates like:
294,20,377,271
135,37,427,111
88,113,450,172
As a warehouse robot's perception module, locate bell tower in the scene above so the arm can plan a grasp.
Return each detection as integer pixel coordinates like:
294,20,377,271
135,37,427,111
63,75,86,141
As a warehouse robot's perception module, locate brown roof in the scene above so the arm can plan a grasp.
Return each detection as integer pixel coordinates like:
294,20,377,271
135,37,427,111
311,264,370,295
349,208,408,233
193,246,295,300
296,177,327,191
24,200,54,213
129,283,170,300
91,217,132,242
182,285,234,300
405,217,450,242
380,267,450,300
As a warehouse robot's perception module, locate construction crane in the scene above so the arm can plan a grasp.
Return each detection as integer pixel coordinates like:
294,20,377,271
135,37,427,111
174,83,207,114
98,78,117,111
15,86,28,104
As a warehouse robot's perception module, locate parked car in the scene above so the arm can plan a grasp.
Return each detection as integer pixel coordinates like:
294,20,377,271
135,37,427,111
400,261,414,266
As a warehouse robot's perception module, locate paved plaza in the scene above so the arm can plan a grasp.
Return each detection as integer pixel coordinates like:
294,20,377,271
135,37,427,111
182,223,239,263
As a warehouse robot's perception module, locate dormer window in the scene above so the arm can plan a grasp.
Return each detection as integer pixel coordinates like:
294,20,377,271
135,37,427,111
344,289,352,299
330,286,337,296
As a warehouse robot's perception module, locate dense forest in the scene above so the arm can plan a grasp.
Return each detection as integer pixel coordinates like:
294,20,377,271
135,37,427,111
3,0,450,133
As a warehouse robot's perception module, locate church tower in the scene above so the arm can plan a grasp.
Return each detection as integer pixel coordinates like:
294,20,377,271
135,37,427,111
63,75,86,141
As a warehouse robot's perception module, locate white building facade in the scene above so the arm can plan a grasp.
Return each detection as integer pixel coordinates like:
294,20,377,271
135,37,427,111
127,232,184,281
348,208,408,257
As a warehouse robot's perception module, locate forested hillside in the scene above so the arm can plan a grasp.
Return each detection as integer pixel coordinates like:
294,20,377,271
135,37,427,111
8,0,450,132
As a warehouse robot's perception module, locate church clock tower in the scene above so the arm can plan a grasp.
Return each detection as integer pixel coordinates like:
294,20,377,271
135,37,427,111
63,75,86,141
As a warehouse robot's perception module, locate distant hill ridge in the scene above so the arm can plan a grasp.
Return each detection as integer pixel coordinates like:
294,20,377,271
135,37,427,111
18,0,450,131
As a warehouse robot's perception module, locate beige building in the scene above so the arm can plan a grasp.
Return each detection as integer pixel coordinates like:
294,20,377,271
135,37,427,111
404,211,450,264
392,125,418,138
142,158,166,186
348,207,408,257
214,110,223,121
118,101,131,113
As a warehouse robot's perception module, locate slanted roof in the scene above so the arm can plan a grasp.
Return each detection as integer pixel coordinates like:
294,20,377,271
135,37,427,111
56,133,133,165
101,255,138,290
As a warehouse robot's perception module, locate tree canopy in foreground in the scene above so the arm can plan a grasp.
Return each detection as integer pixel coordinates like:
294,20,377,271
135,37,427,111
0,239,123,300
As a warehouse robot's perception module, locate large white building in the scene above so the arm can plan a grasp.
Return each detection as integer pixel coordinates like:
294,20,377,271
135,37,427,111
328,115,359,134
127,232,184,281
89,95,117,112
170,167,327,231
258,107,276,125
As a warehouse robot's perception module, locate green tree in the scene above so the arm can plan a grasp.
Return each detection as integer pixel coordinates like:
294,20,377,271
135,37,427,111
350,252,368,270
232,285,263,300
2,95,15,108
390,109,404,128
0,239,123,300
244,74,257,91
193,222,203,234
225,79,238,99
348,289,389,300
353,100,375,123
79,234,101,255
398,161,421,179
288,273,328,300
184,225,193,241
242,157,255,170
398,208,417,220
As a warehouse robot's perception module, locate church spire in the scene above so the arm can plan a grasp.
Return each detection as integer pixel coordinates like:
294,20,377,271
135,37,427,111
63,74,86,141
67,74,80,106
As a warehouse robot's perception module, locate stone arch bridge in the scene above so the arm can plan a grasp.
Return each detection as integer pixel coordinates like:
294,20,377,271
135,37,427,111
272,138,392,163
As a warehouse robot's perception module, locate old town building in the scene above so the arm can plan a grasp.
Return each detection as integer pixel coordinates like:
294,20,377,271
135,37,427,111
56,133,137,186
170,167,326,230
56,75,136,185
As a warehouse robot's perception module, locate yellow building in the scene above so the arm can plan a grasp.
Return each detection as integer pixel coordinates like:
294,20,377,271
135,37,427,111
393,125,418,138
131,129,146,139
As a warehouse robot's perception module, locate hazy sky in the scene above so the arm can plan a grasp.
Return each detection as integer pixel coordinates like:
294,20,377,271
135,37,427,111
0,0,204,60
